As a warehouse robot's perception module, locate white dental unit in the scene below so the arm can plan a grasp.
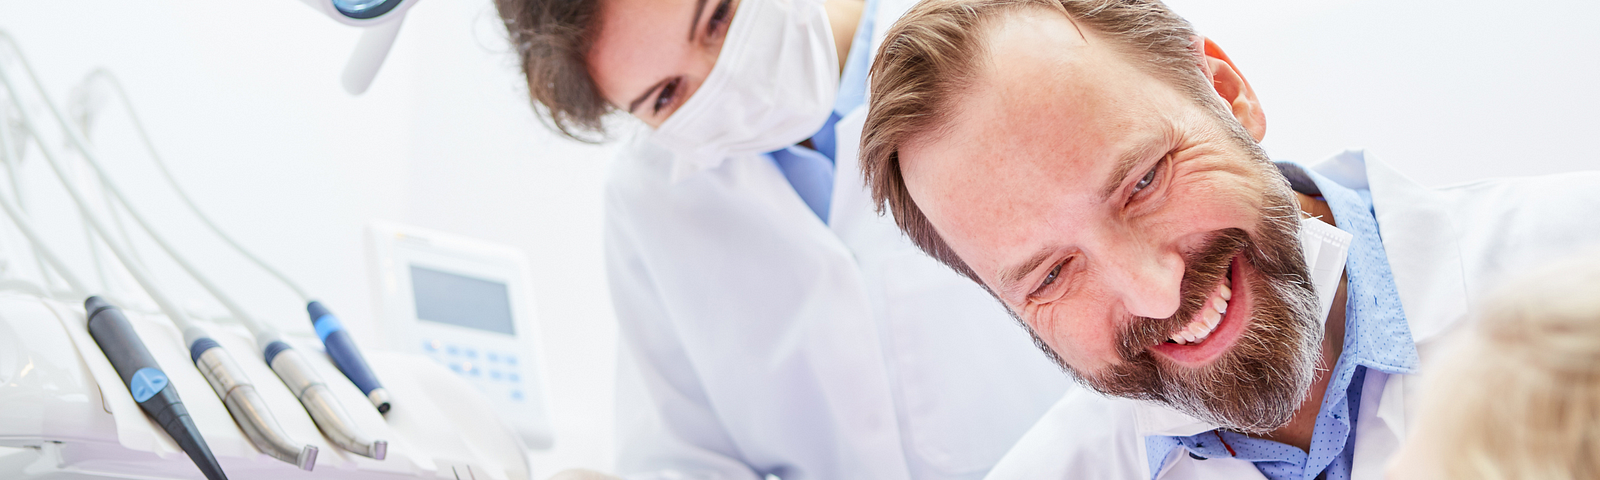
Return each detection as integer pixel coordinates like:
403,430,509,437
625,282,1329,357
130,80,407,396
0,1,552,478
367,222,556,450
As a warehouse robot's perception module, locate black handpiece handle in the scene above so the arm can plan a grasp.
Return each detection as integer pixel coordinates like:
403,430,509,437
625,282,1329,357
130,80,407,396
85,296,228,480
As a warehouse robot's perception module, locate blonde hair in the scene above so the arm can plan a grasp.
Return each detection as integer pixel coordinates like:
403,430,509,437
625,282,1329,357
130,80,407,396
859,0,1213,282
1428,253,1600,479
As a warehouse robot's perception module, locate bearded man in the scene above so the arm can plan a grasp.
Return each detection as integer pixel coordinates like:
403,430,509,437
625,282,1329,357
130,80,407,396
857,0,1600,478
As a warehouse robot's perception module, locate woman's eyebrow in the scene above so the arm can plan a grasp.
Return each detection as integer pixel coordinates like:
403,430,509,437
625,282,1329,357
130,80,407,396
687,0,710,41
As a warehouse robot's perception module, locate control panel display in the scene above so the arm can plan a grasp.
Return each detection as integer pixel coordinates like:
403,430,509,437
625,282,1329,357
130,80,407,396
410,266,515,335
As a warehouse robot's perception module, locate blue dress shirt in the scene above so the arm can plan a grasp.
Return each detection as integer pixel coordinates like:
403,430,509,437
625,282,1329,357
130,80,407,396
1143,163,1420,480
766,0,877,224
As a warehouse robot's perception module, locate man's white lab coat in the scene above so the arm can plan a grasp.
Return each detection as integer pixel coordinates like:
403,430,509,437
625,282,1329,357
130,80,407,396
600,5,1071,474
981,150,1600,480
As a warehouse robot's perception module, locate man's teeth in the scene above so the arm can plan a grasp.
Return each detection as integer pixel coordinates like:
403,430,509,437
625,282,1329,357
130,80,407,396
1167,281,1231,346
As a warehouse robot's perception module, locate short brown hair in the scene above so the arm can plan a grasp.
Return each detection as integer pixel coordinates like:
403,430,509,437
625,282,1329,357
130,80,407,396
860,0,1212,283
495,0,610,142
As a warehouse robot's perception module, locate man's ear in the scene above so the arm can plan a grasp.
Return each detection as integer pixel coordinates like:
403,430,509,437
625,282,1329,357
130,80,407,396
1193,36,1265,142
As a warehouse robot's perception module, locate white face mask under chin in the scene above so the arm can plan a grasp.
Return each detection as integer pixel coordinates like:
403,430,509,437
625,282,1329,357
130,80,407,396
1299,216,1352,326
649,0,839,177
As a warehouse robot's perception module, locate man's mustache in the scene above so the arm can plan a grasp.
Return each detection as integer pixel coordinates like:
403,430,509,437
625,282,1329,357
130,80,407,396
1116,228,1250,360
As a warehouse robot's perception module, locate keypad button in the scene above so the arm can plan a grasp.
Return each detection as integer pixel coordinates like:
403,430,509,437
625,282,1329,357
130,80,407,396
423,340,439,352
487,352,499,362
448,363,463,373
446,345,459,356
504,355,517,366
464,349,478,359
507,372,520,383
510,390,523,402
490,371,502,380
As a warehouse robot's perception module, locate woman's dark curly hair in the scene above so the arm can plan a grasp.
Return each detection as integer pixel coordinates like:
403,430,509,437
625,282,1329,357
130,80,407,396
495,0,611,142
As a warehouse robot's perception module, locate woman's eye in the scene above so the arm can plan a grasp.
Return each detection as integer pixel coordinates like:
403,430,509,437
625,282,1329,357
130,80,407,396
707,0,732,35
1133,164,1158,193
653,78,680,113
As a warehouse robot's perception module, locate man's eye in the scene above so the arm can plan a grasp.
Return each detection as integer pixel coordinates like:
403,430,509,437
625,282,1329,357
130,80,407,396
1040,262,1063,288
1133,165,1158,193
653,78,681,113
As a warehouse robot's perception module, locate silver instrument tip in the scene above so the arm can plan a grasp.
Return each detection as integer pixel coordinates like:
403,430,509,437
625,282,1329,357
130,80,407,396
298,445,319,471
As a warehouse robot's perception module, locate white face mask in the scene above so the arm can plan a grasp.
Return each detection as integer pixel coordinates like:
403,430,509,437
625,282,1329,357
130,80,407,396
650,0,840,171
1299,216,1352,326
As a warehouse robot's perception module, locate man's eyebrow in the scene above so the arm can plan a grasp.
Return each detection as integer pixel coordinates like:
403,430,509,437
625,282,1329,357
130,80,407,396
687,0,710,41
1097,137,1167,202
997,248,1056,298
627,79,670,113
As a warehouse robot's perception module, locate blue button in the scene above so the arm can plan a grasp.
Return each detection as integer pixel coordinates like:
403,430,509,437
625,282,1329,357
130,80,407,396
129,368,169,403
510,390,523,401
446,345,459,355
490,371,502,380
507,372,520,383
464,349,477,359
448,363,463,373
469,367,481,377
487,352,499,362
504,355,517,366
422,340,437,352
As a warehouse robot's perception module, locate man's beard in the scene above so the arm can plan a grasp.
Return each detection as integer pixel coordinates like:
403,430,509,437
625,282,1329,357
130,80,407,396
1025,148,1322,434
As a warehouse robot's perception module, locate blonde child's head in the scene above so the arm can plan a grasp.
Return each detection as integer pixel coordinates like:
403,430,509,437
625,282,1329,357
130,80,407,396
1389,253,1600,479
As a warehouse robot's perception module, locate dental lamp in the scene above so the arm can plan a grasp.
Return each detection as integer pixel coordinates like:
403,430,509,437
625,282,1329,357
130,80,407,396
298,0,421,95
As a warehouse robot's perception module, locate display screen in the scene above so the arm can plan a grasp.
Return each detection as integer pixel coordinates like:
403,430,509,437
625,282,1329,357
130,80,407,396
410,265,516,335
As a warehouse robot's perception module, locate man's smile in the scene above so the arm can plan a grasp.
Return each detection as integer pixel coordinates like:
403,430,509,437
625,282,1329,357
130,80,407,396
1149,252,1253,365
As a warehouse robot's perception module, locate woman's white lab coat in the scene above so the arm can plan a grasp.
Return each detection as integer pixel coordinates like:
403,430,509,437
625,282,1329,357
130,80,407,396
981,150,1600,480
602,44,1072,480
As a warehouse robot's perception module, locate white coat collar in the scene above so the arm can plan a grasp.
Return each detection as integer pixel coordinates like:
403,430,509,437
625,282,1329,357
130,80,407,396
1307,150,1469,344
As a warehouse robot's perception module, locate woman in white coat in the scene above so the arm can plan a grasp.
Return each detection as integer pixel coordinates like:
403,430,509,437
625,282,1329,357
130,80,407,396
491,0,1071,479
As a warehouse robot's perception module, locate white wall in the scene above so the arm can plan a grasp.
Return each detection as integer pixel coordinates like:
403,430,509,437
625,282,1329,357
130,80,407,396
1166,0,1600,184
0,0,1595,478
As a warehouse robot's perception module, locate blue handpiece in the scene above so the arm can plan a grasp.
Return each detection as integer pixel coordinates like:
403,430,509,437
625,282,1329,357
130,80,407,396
307,301,391,414
84,296,228,480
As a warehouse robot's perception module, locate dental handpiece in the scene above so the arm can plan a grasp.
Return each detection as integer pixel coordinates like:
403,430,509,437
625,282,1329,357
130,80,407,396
190,338,318,470
265,341,388,459
0,40,386,461
307,301,392,414
0,46,324,471
84,296,228,480
70,71,395,417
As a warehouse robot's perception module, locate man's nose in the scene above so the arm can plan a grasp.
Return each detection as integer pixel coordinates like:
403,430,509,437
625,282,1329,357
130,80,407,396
1098,233,1185,319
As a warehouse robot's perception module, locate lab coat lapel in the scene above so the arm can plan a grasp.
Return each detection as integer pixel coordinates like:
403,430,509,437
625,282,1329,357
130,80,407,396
734,141,912,480
1311,151,1470,477
1328,151,1470,344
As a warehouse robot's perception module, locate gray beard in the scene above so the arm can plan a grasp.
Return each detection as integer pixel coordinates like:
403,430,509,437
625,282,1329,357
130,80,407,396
1024,157,1323,434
